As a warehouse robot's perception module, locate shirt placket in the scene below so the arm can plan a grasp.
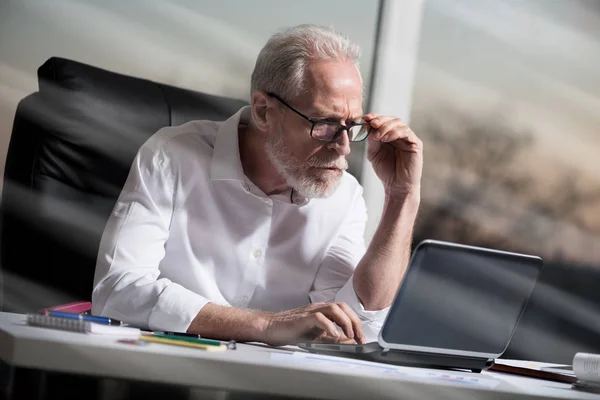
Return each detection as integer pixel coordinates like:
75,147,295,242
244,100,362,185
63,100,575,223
234,188,273,307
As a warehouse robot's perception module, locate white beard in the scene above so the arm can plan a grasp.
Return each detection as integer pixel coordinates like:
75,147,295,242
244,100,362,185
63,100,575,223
265,125,347,199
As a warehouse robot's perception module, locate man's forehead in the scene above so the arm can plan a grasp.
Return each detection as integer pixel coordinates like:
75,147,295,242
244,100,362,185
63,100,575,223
307,96,364,119
301,61,364,118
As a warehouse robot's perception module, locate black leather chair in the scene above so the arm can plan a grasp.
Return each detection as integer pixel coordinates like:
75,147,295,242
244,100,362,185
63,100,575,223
0,57,247,313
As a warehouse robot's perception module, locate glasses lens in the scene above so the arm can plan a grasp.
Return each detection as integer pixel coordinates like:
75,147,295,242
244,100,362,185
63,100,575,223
312,122,371,142
348,124,370,142
312,123,340,141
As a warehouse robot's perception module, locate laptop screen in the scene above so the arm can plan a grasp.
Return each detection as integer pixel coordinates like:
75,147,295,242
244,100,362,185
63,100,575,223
380,241,543,355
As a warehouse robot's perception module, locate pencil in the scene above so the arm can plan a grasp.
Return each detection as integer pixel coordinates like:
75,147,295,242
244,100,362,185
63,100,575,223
152,333,222,346
139,335,227,351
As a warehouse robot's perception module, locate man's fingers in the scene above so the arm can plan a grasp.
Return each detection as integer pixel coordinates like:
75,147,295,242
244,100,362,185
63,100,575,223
336,303,366,344
381,126,413,144
363,112,378,122
312,312,340,339
371,121,422,152
336,336,359,345
318,304,355,339
366,115,396,131
372,119,408,142
284,302,366,344
378,122,405,142
315,333,357,344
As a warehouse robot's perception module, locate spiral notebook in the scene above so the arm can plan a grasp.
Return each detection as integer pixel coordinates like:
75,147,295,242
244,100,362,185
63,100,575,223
27,314,140,336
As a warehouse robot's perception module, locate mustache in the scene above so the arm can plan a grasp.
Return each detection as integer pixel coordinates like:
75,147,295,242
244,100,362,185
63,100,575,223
307,157,348,169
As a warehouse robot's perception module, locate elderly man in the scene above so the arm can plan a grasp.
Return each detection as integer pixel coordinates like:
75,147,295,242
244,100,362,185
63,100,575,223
92,24,423,345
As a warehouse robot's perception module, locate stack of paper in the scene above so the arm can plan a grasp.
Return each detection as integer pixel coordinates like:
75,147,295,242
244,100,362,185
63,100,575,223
27,314,140,336
572,353,600,394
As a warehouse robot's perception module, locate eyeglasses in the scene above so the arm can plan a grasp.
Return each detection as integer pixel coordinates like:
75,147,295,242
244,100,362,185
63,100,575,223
267,92,370,142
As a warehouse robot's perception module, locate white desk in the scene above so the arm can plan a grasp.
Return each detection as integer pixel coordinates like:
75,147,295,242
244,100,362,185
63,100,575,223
0,312,597,399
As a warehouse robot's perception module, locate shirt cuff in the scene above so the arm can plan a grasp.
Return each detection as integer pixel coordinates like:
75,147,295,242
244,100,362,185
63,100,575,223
334,277,390,343
148,283,209,332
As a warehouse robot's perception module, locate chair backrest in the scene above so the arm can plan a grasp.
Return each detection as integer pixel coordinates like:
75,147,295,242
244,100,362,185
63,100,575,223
0,57,247,312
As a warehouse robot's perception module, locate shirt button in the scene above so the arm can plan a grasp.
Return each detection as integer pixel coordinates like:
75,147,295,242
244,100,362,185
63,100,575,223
240,296,248,301
253,249,263,258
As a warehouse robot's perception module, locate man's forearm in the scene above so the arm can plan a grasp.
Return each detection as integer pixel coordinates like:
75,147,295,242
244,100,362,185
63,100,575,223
187,301,366,345
353,191,420,310
187,303,268,342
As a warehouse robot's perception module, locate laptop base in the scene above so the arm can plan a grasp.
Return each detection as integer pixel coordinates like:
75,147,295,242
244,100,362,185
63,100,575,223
299,343,494,373
374,348,494,373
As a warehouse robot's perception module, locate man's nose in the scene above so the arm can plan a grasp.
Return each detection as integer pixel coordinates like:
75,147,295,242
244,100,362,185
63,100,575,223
327,130,351,157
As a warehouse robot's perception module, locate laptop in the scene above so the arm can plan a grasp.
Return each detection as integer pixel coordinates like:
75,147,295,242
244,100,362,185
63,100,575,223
299,240,543,372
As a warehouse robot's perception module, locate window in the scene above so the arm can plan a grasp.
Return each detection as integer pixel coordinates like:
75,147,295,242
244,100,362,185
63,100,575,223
410,0,600,267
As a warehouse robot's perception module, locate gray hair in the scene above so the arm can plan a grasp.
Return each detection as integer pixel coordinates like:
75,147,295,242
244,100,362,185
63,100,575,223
250,24,361,101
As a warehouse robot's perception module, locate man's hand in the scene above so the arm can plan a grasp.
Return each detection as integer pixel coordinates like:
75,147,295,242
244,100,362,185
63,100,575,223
262,302,367,346
364,113,423,196
349,113,422,310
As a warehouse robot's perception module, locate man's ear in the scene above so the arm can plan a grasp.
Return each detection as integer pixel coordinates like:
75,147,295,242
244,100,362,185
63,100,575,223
251,91,271,132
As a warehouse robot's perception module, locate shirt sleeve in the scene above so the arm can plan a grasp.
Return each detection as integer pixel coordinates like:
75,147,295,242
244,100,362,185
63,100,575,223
309,190,390,343
91,138,208,332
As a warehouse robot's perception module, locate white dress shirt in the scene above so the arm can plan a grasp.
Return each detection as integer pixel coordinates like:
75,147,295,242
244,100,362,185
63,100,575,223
92,107,389,342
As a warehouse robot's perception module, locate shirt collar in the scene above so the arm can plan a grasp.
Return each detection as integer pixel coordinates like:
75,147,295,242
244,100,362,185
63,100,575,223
209,106,310,206
209,106,250,182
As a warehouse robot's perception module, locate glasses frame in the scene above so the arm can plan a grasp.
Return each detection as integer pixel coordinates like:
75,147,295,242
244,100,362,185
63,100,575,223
267,92,370,142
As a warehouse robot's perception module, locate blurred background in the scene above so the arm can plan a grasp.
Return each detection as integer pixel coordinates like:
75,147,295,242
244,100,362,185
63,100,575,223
0,0,599,364
0,0,379,181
